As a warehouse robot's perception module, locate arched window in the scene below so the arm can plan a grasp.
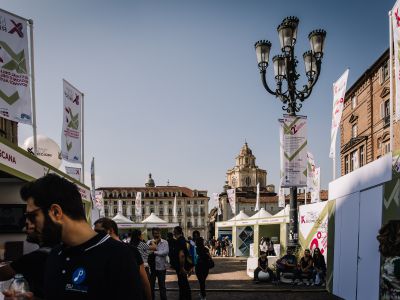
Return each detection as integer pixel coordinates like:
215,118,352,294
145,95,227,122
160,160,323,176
245,177,251,186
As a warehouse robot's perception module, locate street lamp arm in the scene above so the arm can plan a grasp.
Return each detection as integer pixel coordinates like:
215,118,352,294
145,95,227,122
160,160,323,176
296,60,322,101
260,70,277,97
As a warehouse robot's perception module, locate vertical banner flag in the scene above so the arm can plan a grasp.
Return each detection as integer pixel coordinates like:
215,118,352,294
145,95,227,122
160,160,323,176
61,79,82,163
135,192,142,217
279,115,308,187
307,152,316,192
173,195,177,219
94,191,105,217
65,166,81,181
311,167,321,203
0,10,32,124
90,157,95,201
255,183,260,211
211,193,219,210
278,188,285,208
329,69,349,158
227,188,236,214
392,1,400,120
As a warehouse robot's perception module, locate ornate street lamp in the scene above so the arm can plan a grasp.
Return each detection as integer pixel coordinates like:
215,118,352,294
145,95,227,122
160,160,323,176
254,17,326,250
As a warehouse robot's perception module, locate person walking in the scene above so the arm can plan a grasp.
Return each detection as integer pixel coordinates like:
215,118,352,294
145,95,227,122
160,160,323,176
195,237,212,300
130,229,156,278
171,226,192,300
148,228,169,300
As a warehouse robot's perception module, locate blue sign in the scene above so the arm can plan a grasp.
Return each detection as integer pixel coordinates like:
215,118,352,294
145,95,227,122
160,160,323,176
72,267,86,285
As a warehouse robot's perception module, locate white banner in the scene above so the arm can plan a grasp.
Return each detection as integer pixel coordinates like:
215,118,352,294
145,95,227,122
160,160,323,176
255,183,260,211
307,152,316,192
210,192,219,210
393,1,400,120
299,201,329,262
227,188,236,214
135,192,142,217
94,190,104,211
65,166,81,181
0,10,32,124
173,195,177,218
311,167,320,203
329,69,349,158
278,188,285,208
279,115,307,187
61,79,82,163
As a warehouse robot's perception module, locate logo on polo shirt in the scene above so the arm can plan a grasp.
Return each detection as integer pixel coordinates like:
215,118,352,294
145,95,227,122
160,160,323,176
72,267,86,285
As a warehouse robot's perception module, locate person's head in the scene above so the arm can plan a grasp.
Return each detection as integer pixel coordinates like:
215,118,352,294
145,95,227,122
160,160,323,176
266,237,271,242
377,220,400,257
192,230,200,241
94,218,119,240
313,247,321,257
152,227,161,240
20,174,86,245
286,247,293,255
188,236,192,241
167,232,174,240
304,249,311,257
131,229,142,243
173,226,183,238
260,251,267,258
195,237,204,248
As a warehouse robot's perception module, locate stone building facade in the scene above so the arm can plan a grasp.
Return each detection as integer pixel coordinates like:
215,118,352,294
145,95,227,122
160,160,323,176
340,49,399,175
98,174,209,238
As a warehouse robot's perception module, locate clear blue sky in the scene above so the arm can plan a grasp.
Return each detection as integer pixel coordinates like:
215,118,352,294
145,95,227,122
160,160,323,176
2,0,394,194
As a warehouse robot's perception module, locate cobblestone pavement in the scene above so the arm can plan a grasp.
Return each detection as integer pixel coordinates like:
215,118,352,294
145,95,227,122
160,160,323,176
154,257,342,300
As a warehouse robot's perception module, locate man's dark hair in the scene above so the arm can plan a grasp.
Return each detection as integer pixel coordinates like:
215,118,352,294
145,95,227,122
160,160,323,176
94,217,119,235
173,226,183,235
152,227,160,234
192,230,200,239
20,173,86,221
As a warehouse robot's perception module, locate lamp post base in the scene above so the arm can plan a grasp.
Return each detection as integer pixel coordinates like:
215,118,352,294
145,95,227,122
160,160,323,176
287,187,299,251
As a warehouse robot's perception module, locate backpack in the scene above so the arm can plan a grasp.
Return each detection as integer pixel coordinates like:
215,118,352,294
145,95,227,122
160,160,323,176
185,240,195,270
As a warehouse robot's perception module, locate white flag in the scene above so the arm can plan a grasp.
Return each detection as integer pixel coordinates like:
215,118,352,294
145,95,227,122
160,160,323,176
227,188,236,214
255,183,260,211
306,152,316,192
278,188,285,208
0,10,32,124
279,115,308,187
94,190,104,217
392,1,400,120
210,193,219,209
135,192,142,217
311,168,321,203
61,79,82,163
173,195,177,218
65,166,81,181
329,69,349,158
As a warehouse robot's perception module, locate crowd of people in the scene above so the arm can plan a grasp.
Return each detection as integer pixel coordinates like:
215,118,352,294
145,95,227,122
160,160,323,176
0,174,215,300
254,247,326,286
208,236,233,257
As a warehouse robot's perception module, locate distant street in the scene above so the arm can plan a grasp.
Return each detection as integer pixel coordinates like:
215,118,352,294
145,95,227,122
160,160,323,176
154,257,342,300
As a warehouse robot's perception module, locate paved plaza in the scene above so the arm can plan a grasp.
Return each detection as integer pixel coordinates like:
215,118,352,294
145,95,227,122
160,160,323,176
155,257,342,300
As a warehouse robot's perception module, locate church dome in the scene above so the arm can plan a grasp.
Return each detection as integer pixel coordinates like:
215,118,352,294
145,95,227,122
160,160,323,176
145,173,155,187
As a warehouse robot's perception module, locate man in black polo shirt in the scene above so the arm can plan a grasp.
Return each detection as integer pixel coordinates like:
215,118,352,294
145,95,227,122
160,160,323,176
19,174,143,300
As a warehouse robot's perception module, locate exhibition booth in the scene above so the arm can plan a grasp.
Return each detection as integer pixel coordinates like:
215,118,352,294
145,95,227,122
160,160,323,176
0,136,91,260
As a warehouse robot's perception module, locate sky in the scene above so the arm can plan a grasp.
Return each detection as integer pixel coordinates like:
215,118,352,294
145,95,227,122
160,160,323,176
1,0,395,195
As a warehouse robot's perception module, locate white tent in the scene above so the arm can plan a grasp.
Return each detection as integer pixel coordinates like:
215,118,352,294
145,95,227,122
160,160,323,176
142,213,179,228
249,208,272,219
112,213,140,229
228,210,249,221
274,204,290,217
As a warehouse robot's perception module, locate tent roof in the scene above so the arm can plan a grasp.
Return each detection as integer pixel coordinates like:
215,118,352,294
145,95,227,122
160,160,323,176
249,208,272,219
274,204,290,217
112,213,135,224
142,213,167,224
228,210,249,221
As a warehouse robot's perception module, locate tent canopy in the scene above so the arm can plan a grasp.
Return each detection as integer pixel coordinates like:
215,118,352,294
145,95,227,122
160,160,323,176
249,208,272,219
142,213,167,224
274,205,290,217
228,210,249,221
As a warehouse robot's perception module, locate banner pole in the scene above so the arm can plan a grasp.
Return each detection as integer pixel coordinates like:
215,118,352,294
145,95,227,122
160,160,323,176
389,10,394,152
81,93,85,183
305,187,307,205
28,19,37,155
333,155,336,180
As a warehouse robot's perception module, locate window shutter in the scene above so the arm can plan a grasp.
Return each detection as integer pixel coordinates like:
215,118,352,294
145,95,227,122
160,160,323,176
379,67,383,85
380,102,384,119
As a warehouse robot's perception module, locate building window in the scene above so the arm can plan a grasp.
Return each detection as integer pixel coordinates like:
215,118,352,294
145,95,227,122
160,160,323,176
200,208,204,214
104,200,108,205
245,177,251,186
381,60,389,84
113,208,117,214
352,96,357,109
104,209,109,216
150,201,154,205
113,201,117,205
352,124,357,138
381,99,390,127
150,208,154,213
188,200,191,204
186,207,191,213
142,208,145,215
178,201,181,205
159,201,163,205
122,201,126,205
194,200,197,205
159,209,163,216
168,208,172,214
383,140,390,154
350,150,358,171
345,155,349,174
201,200,204,204
169,201,172,205
359,145,365,167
